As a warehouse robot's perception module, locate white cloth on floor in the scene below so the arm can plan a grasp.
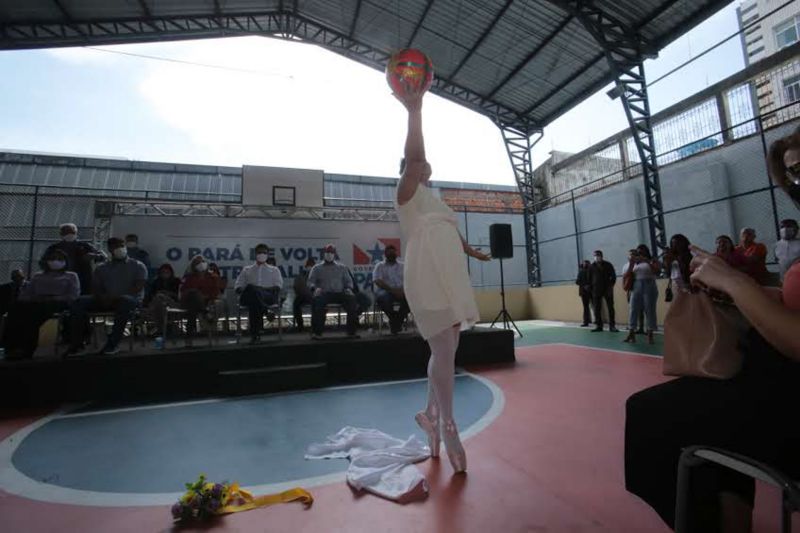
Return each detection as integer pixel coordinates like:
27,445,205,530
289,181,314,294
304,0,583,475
306,426,430,501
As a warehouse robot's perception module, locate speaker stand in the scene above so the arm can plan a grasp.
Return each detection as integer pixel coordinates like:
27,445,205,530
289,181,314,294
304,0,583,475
490,257,522,337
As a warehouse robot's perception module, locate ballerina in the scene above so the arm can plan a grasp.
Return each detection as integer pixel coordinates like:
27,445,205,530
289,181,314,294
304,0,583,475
393,82,491,473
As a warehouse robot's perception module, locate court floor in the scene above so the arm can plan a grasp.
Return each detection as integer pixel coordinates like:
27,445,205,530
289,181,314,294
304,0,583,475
0,322,791,532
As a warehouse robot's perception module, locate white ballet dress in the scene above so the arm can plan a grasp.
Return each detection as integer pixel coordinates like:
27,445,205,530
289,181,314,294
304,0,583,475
396,184,480,340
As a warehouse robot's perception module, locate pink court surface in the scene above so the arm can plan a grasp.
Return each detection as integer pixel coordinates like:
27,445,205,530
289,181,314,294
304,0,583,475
0,340,794,532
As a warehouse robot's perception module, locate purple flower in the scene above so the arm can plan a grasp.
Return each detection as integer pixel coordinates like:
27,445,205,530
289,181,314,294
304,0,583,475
171,503,183,519
211,483,224,498
209,498,221,511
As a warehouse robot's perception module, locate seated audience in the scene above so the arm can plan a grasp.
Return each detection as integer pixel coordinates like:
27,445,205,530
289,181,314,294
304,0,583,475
293,258,316,332
775,218,800,281
373,245,409,334
64,237,147,356
43,223,106,295
735,227,768,283
146,263,181,337
0,269,26,317
124,233,151,272
308,244,358,340
2,250,79,359
180,255,226,345
715,235,747,271
234,244,283,343
625,126,800,533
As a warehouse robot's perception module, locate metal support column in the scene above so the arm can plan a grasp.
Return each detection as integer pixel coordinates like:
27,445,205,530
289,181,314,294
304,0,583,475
550,0,667,255
497,121,543,286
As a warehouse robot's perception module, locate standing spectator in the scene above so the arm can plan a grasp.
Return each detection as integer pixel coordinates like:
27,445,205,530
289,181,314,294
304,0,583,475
43,223,106,295
2,250,79,359
124,234,151,273
234,244,283,343
575,260,592,327
715,235,747,271
623,245,660,344
664,234,692,292
293,258,316,332
64,237,147,356
374,245,410,334
622,249,645,333
735,227,768,283
146,263,181,337
775,218,800,280
0,269,26,317
308,244,359,340
588,250,618,332
181,255,226,345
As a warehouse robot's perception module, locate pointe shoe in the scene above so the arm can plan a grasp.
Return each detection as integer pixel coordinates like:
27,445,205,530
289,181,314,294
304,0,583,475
415,411,440,458
442,419,467,473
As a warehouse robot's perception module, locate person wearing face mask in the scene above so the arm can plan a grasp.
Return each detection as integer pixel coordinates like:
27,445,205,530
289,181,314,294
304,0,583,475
735,227,768,284
588,250,618,332
292,258,316,332
124,234,151,273
373,244,409,334
234,244,283,343
307,244,360,340
145,263,181,337
775,219,800,281
2,250,79,359
625,127,800,533
180,255,226,345
63,237,147,356
42,223,106,295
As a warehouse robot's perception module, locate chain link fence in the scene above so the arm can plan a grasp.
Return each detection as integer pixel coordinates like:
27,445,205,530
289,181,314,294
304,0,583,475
531,55,800,285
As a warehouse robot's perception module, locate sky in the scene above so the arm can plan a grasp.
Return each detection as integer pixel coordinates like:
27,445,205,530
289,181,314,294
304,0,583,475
0,2,748,187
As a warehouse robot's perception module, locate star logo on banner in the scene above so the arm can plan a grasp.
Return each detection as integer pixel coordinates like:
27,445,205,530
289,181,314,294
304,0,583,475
368,243,385,263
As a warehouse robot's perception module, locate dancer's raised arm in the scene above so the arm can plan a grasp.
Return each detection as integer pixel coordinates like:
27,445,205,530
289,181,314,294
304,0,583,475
395,84,431,205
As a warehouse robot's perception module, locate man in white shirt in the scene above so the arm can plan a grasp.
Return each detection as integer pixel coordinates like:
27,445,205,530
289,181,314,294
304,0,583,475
234,243,283,342
308,244,359,339
776,219,800,281
373,245,409,334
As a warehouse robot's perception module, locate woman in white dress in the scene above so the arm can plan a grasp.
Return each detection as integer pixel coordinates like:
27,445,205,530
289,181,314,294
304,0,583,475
393,83,491,474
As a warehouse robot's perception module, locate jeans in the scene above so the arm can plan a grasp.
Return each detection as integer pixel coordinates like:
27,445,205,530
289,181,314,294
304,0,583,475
311,292,358,335
68,295,139,350
376,289,410,333
628,279,658,332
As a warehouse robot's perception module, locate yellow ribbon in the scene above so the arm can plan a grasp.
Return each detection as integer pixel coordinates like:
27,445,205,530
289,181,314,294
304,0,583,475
218,486,313,515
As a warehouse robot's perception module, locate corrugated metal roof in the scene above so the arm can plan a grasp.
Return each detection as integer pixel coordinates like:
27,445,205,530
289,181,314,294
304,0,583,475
0,0,731,131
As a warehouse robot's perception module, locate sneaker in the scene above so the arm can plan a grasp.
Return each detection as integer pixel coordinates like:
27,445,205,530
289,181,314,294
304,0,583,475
609,327,620,332
590,327,603,332
580,323,590,327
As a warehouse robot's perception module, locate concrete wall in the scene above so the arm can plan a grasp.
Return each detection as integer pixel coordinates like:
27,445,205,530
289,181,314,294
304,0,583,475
535,119,799,286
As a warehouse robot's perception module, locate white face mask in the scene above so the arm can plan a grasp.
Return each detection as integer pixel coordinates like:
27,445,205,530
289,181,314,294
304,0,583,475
112,247,127,260
48,260,66,271
195,262,208,272
62,234,77,242
256,253,268,264
324,252,335,262
780,227,797,240
593,256,601,262
125,241,137,249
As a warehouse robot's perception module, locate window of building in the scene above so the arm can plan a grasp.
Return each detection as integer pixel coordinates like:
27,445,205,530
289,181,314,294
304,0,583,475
784,74,800,103
775,16,800,49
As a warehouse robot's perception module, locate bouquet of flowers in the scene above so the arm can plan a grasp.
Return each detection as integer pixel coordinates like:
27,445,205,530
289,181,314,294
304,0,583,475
172,474,313,523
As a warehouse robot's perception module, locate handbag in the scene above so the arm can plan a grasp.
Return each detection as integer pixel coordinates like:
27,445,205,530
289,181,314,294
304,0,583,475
664,280,673,303
662,290,750,379
622,261,635,292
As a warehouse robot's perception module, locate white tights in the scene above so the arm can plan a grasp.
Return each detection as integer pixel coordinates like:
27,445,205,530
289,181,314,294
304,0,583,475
424,325,461,424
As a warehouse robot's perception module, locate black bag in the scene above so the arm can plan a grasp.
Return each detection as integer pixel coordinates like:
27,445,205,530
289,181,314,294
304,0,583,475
665,280,674,303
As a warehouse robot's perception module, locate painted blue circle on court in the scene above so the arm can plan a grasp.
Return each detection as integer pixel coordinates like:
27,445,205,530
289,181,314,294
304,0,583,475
12,376,495,493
